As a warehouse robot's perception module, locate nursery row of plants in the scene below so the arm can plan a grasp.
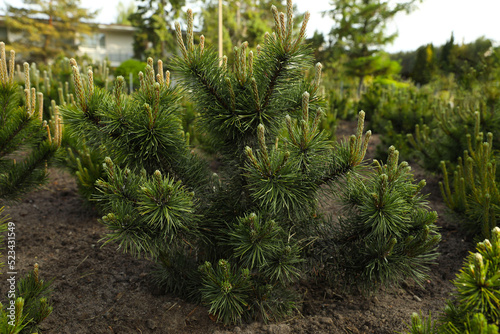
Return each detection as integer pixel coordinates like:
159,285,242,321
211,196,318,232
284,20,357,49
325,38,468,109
331,71,500,242
0,1,499,333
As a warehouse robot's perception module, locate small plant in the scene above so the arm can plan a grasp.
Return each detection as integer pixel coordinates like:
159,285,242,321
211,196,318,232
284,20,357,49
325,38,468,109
408,83,500,173
0,264,53,334
314,146,441,292
404,227,500,333
403,311,436,334
442,226,500,331
199,259,252,325
64,138,106,203
439,112,499,239
357,83,438,162
403,312,498,334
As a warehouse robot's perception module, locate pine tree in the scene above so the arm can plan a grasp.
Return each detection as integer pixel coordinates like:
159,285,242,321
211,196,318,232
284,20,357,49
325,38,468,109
0,42,61,200
62,0,375,324
5,0,98,63
0,42,56,334
442,227,500,331
411,44,437,86
129,0,185,60
439,113,500,239
199,0,289,59
326,0,418,96
115,1,136,25
440,33,455,73
0,264,53,334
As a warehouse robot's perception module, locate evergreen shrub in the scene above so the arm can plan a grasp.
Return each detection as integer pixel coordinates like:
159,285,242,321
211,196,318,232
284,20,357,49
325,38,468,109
0,42,56,333
312,146,441,292
408,83,500,173
356,83,438,163
0,42,61,200
61,0,440,324
0,264,53,334
439,113,499,238
404,227,500,333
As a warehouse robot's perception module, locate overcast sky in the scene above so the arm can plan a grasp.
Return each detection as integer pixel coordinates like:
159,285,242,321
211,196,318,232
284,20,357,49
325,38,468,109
6,0,500,53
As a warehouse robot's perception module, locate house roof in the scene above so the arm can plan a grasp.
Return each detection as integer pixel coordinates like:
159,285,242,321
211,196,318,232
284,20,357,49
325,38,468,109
0,16,136,33
96,23,136,32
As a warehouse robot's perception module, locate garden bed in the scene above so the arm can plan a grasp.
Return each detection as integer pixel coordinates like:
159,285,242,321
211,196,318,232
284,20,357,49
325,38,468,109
1,121,474,333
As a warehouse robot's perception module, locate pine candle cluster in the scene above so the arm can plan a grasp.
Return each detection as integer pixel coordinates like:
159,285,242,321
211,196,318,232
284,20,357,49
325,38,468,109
0,42,60,200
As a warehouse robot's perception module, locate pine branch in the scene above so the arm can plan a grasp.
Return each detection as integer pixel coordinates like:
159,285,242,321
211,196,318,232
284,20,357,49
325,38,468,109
260,55,284,112
316,145,440,292
96,158,199,258
0,140,58,200
174,12,230,113
191,65,230,112
0,113,33,158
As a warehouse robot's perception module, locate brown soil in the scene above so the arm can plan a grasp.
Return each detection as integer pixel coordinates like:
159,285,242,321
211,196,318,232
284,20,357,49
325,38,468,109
0,121,474,334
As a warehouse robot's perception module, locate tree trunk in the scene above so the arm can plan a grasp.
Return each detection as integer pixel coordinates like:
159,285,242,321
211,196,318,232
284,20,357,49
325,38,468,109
357,75,364,98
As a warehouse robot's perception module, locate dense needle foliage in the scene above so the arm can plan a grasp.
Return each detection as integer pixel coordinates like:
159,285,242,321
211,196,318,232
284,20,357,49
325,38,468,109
404,227,500,334
0,42,56,334
313,146,441,292
0,43,61,200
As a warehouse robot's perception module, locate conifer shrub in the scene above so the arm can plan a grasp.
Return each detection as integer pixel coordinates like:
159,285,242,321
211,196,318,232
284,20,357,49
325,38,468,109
0,264,53,334
61,0,438,324
0,42,56,333
61,0,387,324
64,140,106,202
408,84,500,173
404,227,500,333
356,83,438,162
404,311,436,334
326,81,358,121
439,113,499,239
0,42,61,200
312,146,441,292
357,80,500,174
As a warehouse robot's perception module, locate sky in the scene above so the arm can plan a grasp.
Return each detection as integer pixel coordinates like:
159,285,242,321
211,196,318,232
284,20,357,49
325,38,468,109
6,0,500,53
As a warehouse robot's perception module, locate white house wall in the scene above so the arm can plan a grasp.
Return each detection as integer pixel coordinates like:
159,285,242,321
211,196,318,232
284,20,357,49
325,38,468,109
78,26,135,67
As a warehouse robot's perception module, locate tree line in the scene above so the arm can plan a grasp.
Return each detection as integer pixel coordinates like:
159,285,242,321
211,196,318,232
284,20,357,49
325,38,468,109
3,0,499,90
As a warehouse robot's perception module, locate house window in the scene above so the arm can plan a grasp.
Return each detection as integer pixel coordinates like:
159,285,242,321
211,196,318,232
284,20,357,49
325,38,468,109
0,27,7,41
81,33,106,48
98,33,106,48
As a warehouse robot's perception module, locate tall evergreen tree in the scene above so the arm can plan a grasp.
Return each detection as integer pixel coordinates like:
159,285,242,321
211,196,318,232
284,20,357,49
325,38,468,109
129,0,185,60
411,44,436,85
440,32,455,73
115,1,136,25
326,0,418,95
5,0,97,63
